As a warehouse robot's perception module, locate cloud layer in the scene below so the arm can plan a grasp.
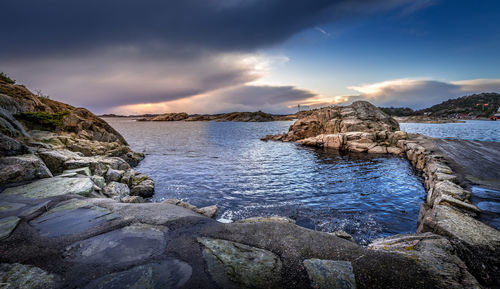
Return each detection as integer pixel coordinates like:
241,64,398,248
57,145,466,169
347,78,500,109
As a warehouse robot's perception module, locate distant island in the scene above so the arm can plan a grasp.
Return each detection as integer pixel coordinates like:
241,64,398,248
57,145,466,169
100,93,500,123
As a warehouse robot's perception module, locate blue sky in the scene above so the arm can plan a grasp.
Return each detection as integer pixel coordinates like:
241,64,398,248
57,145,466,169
1,0,499,114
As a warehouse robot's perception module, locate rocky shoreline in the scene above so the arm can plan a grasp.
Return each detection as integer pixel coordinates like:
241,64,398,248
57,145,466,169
1,80,499,288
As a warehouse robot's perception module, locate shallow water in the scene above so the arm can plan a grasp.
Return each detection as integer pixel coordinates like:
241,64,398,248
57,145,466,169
106,118,426,244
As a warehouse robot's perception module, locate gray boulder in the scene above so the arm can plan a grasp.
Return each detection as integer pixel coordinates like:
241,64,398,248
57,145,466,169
0,134,28,157
198,237,283,289
303,259,357,289
0,263,59,289
103,181,130,198
105,168,125,182
0,154,52,184
0,216,20,240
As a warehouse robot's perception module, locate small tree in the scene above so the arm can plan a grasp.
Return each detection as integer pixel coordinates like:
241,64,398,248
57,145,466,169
0,72,15,84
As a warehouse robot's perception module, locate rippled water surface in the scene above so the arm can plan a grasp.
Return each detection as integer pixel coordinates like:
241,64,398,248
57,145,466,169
400,120,500,142
106,118,426,244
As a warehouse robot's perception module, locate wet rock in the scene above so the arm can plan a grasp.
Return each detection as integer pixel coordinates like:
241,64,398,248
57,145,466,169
0,154,52,184
30,199,120,238
105,168,124,182
121,195,144,203
64,223,168,265
428,180,470,205
0,201,49,219
197,205,218,219
62,167,91,176
237,216,296,224
103,181,130,198
0,263,59,289
0,216,20,240
2,177,95,199
198,237,282,289
368,233,481,288
84,259,191,289
303,259,356,289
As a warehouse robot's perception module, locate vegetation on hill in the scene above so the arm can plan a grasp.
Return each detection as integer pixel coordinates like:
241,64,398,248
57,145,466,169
419,93,500,117
14,111,70,130
0,72,15,84
379,107,415,117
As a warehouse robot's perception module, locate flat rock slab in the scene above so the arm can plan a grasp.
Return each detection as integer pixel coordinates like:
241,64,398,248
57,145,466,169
303,259,356,289
1,177,94,199
88,198,203,224
198,237,282,289
83,259,192,289
0,263,59,289
0,200,50,219
30,199,120,238
0,216,20,240
433,139,500,189
63,223,168,265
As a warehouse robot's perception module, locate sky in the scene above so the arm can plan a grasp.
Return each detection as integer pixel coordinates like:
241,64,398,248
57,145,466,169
1,0,499,115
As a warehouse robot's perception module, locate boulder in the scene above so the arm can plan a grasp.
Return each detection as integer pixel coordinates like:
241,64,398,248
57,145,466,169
198,237,283,289
130,179,155,198
303,259,357,289
331,230,355,242
62,167,91,176
0,154,52,184
0,134,28,157
121,195,144,203
0,263,59,289
103,181,130,198
38,149,81,173
2,177,95,198
105,168,125,182
368,233,481,288
91,175,106,189
196,205,219,219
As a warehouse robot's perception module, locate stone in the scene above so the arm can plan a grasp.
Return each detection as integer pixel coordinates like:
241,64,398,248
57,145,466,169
30,199,120,238
197,205,218,219
367,145,387,154
83,259,192,289
64,223,168,265
105,168,125,182
198,237,282,289
121,195,144,203
130,179,155,198
434,195,481,214
91,175,106,189
420,205,500,249
303,259,356,289
162,198,197,211
2,177,95,198
62,166,91,176
120,169,136,185
0,201,50,219
38,149,81,173
324,134,344,149
387,146,403,155
0,263,59,289
331,230,355,242
0,134,28,157
368,233,481,288
64,156,130,176
0,154,52,184
428,180,470,205
237,216,296,224
0,216,20,240
103,181,130,198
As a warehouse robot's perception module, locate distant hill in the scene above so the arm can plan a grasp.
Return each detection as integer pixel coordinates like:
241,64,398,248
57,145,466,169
380,93,500,118
418,93,500,117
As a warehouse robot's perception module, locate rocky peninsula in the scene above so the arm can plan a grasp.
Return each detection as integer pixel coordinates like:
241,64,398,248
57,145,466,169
137,111,295,122
1,80,499,288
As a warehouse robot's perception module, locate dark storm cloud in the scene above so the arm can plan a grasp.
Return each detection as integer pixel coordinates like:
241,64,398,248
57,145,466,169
216,85,317,106
1,0,406,59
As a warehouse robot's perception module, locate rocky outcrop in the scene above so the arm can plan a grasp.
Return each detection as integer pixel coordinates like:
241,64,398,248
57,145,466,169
140,111,284,122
